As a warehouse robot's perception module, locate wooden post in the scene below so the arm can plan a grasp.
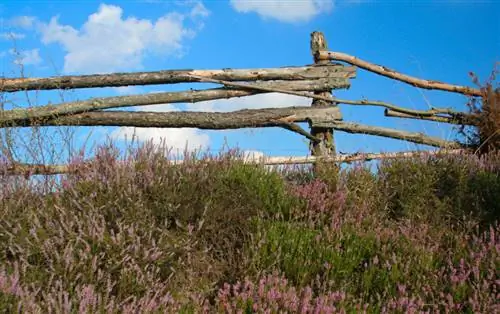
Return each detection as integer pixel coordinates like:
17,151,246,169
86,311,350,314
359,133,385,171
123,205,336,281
310,31,336,169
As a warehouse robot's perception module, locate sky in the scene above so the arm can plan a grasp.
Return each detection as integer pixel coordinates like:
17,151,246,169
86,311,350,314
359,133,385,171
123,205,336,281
0,0,499,163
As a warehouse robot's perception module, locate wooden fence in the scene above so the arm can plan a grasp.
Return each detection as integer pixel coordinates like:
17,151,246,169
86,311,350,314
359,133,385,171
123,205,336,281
0,31,481,176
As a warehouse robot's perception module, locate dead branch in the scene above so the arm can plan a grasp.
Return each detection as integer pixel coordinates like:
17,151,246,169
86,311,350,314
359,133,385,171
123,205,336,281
317,51,482,97
384,109,479,126
186,75,338,103
0,64,356,92
313,120,463,148
334,98,458,116
4,106,342,129
2,149,467,176
0,78,348,127
262,148,467,165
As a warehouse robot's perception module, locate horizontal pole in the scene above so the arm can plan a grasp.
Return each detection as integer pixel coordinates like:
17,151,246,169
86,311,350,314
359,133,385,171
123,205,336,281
314,120,463,148
317,51,482,97
0,78,349,127
0,64,356,92
1,149,467,176
4,106,342,129
261,148,467,165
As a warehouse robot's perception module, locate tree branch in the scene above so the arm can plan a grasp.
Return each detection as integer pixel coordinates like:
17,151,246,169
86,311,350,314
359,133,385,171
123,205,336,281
317,51,482,97
2,149,467,176
334,98,458,116
313,120,463,148
384,109,479,126
186,75,339,103
0,64,356,92
4,106,342,129
0,79,348,127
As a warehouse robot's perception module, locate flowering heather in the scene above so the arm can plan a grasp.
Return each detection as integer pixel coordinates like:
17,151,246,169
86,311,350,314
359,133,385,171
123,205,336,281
0,144,499,312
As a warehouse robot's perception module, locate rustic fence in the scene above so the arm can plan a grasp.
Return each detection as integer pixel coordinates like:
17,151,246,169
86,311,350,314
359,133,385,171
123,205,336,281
0,31,481,176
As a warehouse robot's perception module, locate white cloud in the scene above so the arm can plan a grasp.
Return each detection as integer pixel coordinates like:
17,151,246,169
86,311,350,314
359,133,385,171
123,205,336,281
242,150,265,161
187,92,310,112
38,3,209,74
230,0,334,23
10,48,42,65
0,32,26,40
8,16,37,29
112,91,309,154
110,102,210,152
190,1,211,18
112,86,143,95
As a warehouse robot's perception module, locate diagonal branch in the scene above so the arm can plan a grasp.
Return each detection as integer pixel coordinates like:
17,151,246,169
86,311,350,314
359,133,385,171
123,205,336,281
384,109,479,126
317,51,482,97
313,120,464,148
187,75,338,103
334,98,457,116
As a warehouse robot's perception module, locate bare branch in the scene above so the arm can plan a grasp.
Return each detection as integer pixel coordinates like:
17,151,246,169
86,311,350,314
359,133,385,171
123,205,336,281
0,64,356,92
317,51,482,97
384,109,479,126
4,106,342,129
313,120,463,148
186,75,339,103
2,149,468,176
334,98,458,116
0,79,348,127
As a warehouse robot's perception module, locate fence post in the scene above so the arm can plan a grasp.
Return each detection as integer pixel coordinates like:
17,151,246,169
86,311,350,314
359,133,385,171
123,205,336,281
310,31,336,171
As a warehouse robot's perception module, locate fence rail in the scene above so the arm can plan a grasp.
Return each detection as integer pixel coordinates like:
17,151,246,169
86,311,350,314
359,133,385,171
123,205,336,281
0,30,484,176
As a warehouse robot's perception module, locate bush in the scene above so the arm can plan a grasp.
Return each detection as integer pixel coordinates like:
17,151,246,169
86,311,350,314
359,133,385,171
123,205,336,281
0,144,498,312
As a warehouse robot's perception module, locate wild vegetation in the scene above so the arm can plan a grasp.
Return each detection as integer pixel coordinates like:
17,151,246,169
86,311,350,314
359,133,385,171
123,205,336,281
0,144,498,313
0,36,498,314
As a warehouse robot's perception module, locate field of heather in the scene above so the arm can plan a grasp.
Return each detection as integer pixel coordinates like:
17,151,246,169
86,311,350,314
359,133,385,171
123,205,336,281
0,145,499,313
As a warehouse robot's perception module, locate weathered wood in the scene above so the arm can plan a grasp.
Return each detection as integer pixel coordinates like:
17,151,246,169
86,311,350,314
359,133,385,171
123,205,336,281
314,120,463,148
0,64,356,92
5,106,342,129
310,31,336,158
0,78,348,127
334,98,458,116
317,51,482,97
185,75,346,104
384,109,479,126
2,149,467,176
260,148,467,165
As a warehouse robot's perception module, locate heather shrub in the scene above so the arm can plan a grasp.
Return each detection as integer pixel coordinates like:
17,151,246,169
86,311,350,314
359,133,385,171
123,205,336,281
378,152,500,228
0,144,498,312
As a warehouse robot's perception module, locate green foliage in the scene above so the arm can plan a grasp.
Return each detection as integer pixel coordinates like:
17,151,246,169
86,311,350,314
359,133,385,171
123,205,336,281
0,146,498,311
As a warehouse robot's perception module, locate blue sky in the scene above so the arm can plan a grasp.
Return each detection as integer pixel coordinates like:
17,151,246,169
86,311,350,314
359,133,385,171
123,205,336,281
0,0,499,163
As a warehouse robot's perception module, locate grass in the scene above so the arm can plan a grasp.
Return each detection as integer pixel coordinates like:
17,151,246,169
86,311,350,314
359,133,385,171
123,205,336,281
0,144,499,313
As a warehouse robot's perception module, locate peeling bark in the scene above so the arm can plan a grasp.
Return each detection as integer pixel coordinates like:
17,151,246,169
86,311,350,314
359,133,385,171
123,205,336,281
0,64,355,92
6,106,342,129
